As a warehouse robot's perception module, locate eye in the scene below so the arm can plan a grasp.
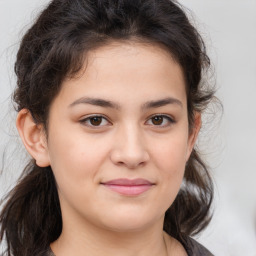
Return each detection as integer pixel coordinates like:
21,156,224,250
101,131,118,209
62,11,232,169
146,115,175,127
79,115,110,127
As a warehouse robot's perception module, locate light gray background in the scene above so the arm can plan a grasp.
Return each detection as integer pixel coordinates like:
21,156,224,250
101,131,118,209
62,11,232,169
0,1,256,255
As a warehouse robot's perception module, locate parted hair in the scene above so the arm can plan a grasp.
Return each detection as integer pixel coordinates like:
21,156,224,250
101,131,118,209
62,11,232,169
0,0,214,255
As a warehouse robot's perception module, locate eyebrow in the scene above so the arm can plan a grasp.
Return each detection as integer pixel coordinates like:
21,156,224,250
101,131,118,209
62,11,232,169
141,97,183,110
69,97,182,109
69,97,120,109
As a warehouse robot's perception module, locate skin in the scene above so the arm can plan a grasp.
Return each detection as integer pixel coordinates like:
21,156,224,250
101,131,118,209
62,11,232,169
16,41,201,256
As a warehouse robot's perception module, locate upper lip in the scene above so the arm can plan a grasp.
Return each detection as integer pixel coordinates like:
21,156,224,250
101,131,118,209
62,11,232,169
101,178,154,186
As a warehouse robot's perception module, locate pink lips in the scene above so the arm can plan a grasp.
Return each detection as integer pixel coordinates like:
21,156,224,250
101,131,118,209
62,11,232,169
101,178,154,196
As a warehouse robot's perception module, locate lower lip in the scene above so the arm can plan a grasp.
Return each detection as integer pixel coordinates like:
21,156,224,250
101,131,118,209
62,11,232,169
102,184,153,196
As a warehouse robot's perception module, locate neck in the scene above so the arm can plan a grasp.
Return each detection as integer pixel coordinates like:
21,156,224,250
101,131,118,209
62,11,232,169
51,215,168,256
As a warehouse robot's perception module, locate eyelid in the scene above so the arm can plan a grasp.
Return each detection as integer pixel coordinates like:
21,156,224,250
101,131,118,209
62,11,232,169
78,113,175,128
79,114,112,127
145,114,175,127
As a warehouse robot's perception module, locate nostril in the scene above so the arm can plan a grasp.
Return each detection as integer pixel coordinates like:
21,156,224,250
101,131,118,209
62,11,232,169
128,158,148,169
110,148,149,169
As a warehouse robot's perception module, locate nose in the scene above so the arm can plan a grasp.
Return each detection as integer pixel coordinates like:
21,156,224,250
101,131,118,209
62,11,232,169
110,124,150,169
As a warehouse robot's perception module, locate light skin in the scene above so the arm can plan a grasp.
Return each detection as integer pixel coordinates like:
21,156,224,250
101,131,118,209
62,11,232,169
16,41,201,256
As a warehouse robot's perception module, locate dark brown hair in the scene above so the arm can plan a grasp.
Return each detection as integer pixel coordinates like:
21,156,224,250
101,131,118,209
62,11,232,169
0,0,214,255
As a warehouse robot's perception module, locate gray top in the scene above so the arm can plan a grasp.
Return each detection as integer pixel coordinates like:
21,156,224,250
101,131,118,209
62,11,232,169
181,236,214,256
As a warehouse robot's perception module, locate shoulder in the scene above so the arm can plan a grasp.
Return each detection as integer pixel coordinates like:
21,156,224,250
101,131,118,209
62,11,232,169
182,236,214,256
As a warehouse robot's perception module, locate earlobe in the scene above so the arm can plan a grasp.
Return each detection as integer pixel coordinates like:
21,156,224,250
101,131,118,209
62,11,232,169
186,112,201,161
16,109,50,167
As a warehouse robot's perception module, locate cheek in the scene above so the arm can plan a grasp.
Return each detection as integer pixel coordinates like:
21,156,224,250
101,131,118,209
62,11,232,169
152,135,188,175
47,132,102,212
150,133,188,204
47,126,112,185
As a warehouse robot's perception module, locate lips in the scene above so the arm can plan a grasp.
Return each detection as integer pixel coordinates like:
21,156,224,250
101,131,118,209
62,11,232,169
101,178,154,196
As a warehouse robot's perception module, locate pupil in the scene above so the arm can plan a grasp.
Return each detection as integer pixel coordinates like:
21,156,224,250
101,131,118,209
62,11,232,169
91,117,102,126
152,116,163,125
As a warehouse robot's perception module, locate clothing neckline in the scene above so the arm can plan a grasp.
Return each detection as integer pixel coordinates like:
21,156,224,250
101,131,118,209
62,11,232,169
47,235,213,256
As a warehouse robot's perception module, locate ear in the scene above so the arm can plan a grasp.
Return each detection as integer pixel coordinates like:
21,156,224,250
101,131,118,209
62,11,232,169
186,112,201,161
16,109,50,167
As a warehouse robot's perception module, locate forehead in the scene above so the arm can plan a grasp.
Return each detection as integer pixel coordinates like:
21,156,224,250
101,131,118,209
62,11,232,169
83,41,180,78
58,41,186,107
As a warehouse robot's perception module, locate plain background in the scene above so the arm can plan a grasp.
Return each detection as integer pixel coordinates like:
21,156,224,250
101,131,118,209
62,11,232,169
0,0,256,255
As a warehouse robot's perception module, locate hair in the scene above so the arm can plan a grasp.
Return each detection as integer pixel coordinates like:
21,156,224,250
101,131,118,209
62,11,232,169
0,0,215,255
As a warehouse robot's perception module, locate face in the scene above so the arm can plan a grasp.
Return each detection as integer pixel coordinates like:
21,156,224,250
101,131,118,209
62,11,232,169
45,41,198,232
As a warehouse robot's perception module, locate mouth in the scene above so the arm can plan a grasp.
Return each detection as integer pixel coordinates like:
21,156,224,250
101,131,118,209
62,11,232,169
100,178,155,196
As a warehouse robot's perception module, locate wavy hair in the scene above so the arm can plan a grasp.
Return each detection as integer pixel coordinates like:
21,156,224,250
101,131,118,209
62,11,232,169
0,0,214,255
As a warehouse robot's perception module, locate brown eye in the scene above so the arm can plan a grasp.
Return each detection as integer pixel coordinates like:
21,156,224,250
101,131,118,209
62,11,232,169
80,115,110,127
90,116,102,126
146,115,175,127
151,116,164,125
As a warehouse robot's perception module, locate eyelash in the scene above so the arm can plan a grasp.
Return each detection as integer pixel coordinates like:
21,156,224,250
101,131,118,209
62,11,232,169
146,114,175,127
79,114,175,128
79,115,111,128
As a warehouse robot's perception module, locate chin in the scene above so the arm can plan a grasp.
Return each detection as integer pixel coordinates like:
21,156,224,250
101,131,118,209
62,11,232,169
98,209,161,233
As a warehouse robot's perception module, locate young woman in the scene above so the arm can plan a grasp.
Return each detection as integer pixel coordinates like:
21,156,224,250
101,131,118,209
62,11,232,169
0,0,215,255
